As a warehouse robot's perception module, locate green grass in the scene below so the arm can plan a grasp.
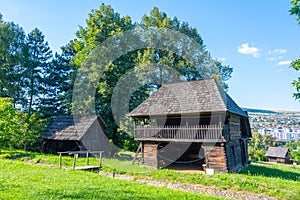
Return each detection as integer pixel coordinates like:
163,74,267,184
0,158,222,200
1,149,300,199
102,155,300,199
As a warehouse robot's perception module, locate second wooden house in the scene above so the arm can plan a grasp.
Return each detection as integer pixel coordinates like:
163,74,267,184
42,115,108,154
266,147,292,164
128,79,251,173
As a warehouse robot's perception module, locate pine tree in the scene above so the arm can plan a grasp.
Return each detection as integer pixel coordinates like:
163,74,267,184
0,14,26,106
39,42,75,118
23,28,52,116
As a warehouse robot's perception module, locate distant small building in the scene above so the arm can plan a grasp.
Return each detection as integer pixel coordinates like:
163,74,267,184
42,115,108,154
266,147,292,164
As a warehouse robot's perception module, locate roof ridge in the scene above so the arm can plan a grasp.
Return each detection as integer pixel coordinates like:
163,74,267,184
162,78,217,86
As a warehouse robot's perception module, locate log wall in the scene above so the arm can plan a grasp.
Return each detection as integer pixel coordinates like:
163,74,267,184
228,115,241,140
139,113,250,173
205,144,228,173
268,157,291,164
225,114,245,173
143,143,158,168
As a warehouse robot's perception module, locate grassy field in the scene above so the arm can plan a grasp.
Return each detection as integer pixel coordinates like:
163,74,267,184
0,158,222,200
1,150,300,199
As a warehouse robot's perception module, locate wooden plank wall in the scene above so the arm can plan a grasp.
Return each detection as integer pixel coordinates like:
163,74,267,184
143,143,158,168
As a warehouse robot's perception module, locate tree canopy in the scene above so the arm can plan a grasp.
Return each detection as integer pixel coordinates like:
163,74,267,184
0,98,46,150
0,4,233,151
248,132,277,161
290,0,300,100
70,4,233,149
290,0,300,25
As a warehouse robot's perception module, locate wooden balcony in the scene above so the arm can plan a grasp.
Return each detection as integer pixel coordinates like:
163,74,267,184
134,125,224,143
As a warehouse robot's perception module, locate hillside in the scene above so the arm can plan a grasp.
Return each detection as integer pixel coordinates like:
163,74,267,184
242,108,278,114
1,150,300,199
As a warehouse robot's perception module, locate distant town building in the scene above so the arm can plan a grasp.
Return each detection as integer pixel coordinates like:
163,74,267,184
258,127,300,141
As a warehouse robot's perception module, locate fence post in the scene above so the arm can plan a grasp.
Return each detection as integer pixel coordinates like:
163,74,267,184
86,151,89,166
99,151,103,167
72,153,77,170
59,152,62,168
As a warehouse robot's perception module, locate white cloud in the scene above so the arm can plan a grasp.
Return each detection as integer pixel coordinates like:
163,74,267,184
237,43,259,57
277,60,292,65
266,48,288,62
266,48,287,55
266,56,284,62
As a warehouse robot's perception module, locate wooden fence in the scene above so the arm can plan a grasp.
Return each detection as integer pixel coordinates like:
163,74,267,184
134,124,224,142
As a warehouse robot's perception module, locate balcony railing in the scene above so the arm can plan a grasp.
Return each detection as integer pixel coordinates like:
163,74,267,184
134,124,224,142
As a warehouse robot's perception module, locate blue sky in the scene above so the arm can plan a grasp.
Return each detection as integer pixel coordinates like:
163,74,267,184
1,0,300,111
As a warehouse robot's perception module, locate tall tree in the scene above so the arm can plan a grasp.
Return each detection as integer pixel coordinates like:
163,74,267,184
72,4,134,147
290,0,300,100
0,14,26,106
71,5,233,150
138,7,232,89
23,28,52,116
38,42,76,118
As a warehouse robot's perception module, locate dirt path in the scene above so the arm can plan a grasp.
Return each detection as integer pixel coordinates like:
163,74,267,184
98,171,278,200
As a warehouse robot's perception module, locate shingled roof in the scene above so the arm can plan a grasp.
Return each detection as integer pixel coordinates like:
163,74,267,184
42,115,105,140
266,147,290,158
128,79,248,117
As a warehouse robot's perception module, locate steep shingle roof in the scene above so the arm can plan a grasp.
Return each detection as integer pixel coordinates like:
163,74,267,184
266,147,290,158
42,115,104,140
128,79,248,117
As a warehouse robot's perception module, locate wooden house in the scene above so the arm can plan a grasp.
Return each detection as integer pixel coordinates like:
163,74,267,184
266,147,292,164
42,115,108,154
128,79,251,173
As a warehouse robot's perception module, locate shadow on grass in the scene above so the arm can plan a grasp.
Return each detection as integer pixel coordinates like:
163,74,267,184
0,150,38,160
240,163,300,181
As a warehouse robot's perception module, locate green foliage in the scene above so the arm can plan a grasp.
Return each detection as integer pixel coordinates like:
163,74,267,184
290,0,300,25
285,139,300,162
139,7,232,88
23,28,53,116
71,5,233,150
1,4,235,151
0,15,72,152
290,59,300,99
0,17,25,105
248,132,277,161
290,0,300,99
0,98,47,150
0,98,23,148
38,45,75,118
